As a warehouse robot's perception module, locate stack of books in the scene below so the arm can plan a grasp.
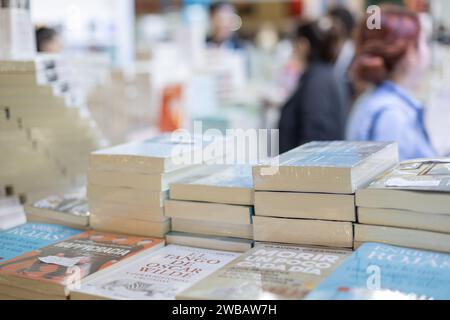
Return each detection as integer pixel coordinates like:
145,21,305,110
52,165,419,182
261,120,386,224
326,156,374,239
177,243,351,300
355,159,450,253
0,60,103,202
24,188,89,229
252,141,399,249
71,245,239,300
165,165,254,252
0,230,164,300
88,134,224,238
306,242,450,300
0,196,26,231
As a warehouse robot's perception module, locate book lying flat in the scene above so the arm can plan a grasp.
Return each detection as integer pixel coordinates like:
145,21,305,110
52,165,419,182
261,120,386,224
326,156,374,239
90,201,165,222
24,192,89,229
354,224,450,253
357,207,450,234
90,215,171,238
253,141,398,194
170,165,254,206
255,192,355,222
0,223,83,263
90,134,225,174
166,232,253,253
172,218,253,240
177,243,351,300
165,200,253,225
357,159,450,214
254,217,354,249
306,243,450,300
71,245,240,300
0,231,164,298
0,196,26,231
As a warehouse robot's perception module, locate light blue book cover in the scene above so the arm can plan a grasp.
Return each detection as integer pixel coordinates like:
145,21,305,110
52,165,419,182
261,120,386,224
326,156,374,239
0,223,83,263
277,141,396,168
306,243,450,300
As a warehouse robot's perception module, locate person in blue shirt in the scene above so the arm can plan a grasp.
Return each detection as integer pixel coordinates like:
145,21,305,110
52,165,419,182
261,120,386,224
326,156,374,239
347,5,438,160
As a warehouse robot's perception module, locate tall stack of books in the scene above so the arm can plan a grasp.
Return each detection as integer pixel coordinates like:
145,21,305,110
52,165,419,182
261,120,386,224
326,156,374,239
88,134,225,238
0,60,102,202
71,245,240,300
355,159,450,253
24,188,89,230
252,141,399,249
0,196,26,231
0,230,164,300
165,165,254,253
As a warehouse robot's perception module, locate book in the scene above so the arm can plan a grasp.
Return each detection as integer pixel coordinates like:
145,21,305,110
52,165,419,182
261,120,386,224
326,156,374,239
172,218,253,240
357,207,450,234
306,243,450,300
166,232,253,253
89,201,165,222
354,224,450,253
177,243,351,300
254,217,353,249
90,215,171,238
253,141,398,194
165,200,253,225
24,191,89,229
0,231,165,298
255,192,355,222
70,245,240,300
0,196,26,231
357,159,450,214
170,165,254,205
89,134,225,174
0,223,83,263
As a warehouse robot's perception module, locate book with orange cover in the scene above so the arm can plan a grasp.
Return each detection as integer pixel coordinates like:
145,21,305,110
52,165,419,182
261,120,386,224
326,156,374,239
0,231,164,299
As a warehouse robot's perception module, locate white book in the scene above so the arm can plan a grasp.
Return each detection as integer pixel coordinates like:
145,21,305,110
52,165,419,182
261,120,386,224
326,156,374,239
253,141,398,194
70,245,240,300
354,224,450,253
165,200,253,225
170,165,254,206
87,185,167,208
255,192,355,222
254,216,354,249
166,232,253,253
172,218,253,240
357,207,450,234
90,134,226,174
89,201,165,222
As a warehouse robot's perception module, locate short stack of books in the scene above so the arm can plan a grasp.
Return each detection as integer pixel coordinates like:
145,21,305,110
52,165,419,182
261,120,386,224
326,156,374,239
24,188,89,229
177,243,351,300
252,141,399,249
88,134,224,238
165,165,254,252
0,230,164,300
0,196,26,231
355,159,450,253
71,245,239,300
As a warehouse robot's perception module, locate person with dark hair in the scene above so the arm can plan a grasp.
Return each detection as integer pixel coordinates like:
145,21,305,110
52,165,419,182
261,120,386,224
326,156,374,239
206,1,243,51
347,5,437,160
36,27,62,53
278,18,348,153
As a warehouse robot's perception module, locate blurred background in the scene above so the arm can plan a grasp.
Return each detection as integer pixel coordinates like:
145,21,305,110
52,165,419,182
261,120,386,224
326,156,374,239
2,0,450,201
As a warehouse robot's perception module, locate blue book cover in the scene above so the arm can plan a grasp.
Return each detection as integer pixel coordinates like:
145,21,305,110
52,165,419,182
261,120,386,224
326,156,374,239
0,223,83,263
306,243,450,300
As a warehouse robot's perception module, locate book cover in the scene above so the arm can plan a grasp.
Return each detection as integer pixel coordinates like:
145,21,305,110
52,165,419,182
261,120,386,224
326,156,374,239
367,159,450,192
0,223,83,263
177,243,351,300
72,245,240,300
306,243,450,300
0,231,164,295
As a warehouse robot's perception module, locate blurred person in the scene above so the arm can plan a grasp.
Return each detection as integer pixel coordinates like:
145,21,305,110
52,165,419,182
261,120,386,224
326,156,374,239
347,5,438,161
278,18,348,153
329,6,356,85
36,27,63,53
206,1,243,51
